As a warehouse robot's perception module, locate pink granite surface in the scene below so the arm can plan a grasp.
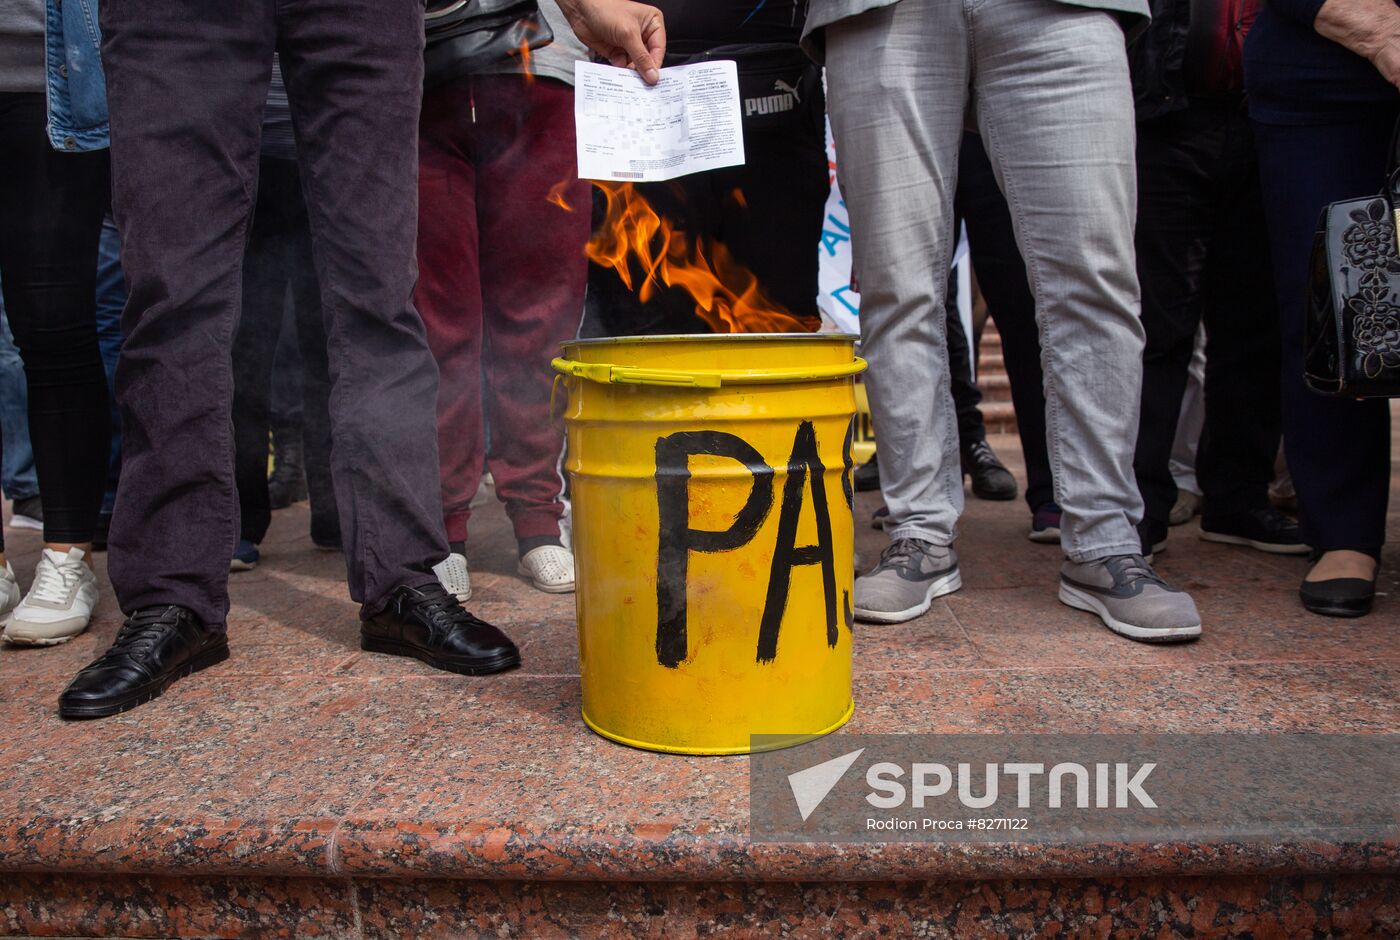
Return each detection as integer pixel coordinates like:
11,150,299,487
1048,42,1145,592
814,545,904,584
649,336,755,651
3,872,1398,938
0,428,1394,903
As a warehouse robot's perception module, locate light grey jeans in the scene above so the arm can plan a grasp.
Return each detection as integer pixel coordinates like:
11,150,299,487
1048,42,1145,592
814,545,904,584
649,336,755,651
826,0,1146,562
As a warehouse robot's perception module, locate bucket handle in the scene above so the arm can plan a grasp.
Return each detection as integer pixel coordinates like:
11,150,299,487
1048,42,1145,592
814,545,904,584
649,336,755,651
550,357,867,388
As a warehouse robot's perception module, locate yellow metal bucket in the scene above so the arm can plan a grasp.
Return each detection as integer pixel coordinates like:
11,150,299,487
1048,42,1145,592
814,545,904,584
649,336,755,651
553,334,865,755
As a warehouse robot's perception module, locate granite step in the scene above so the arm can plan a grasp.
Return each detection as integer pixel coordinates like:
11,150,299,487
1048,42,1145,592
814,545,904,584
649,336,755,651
1,427,1398,937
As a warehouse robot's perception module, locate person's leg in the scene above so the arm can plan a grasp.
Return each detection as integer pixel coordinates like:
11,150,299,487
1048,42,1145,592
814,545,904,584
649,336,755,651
826,0,968,546
416,75,485,560
0,91,111,647
232,158,297,552
276,0,450,614
1253,111,1395,588
281,165,339,548
0,94,110,553
1194,110,1298,551
970,0,1198,640
0,309,39,506
956,133,1053,515
476,75,590,563
970,0,1145,562
266,1,516,675
826,0,969,623
1168,326,1205,508
944,266,984,442
1130,108,1213,553
93,212,125,538
267,309,309,510
98,0,275,628
945,260,1017,501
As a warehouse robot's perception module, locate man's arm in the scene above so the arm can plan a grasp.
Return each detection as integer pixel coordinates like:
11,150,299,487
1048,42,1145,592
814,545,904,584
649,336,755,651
1313,0,1400,89
555,0,666,85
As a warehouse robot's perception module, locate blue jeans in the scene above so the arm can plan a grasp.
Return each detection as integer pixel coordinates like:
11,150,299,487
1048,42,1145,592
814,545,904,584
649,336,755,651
95,212,124,513
0,305,38,502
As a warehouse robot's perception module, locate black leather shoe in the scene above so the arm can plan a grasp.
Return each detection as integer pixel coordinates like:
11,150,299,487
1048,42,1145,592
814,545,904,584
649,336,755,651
58,606,229,719
361,582,520,676
1300,577,1375,618
962,439,1017,501
854,454,881,492
1200,506,1310,555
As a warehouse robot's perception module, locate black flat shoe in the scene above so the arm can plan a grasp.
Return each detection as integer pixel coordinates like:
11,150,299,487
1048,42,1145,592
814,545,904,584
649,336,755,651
1299,577,1376,618
58,606,229,719
962,439,1017,501
1201,506,1310,555
362,583,520,676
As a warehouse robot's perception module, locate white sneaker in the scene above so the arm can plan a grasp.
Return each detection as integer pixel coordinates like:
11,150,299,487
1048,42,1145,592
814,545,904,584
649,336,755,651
517,544,575,594
0,563,20,626
433,552,472,603
4,547,98,646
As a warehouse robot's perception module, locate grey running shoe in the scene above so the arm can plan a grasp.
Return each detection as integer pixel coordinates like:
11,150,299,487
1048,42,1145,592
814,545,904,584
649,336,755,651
1059,554,1201,643
854,538,961,624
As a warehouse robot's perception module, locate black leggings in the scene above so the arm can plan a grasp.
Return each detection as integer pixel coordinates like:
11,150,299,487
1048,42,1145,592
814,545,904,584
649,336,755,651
0,93,112,549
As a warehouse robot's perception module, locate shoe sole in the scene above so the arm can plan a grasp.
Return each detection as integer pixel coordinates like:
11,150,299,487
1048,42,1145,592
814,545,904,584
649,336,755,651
970,486,1018,502
361,636,521,676
4,626,84,646
229,559,258,572
9,516,42,531
516,563,575,594
1058,583,1201,643
1301,599,1373,618
4,607,93,646
1199,531,1311,555
58,641,231,719
854,569,963,624
1027,527,1061,544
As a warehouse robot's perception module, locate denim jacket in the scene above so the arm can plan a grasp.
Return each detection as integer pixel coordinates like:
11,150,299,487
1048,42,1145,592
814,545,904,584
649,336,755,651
44,0,109,151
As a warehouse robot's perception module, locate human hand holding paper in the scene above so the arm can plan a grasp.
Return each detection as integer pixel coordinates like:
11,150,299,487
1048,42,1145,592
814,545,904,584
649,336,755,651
556,0,667,85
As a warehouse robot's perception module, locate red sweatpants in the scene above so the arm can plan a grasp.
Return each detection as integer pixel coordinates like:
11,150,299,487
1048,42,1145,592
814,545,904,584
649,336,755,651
416,74,591,544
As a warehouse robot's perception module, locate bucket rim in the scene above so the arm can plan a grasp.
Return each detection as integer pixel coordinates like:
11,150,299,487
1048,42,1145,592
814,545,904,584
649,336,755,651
562,332,858,349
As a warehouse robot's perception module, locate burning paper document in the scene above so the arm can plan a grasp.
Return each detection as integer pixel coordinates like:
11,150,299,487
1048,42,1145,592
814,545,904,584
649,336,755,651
574,60,746,183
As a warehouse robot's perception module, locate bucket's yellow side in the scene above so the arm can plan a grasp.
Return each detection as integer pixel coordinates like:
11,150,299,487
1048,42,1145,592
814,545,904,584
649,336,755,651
561,336,858,755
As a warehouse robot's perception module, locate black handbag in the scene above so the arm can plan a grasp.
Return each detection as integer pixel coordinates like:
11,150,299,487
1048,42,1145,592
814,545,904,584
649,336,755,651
1303,121,1400,398
678,43,826,140
423,0,553,89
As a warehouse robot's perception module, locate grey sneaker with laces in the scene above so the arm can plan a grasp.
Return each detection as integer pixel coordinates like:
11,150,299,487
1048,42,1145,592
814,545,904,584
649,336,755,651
854,537,961,624
1059,554,1201,643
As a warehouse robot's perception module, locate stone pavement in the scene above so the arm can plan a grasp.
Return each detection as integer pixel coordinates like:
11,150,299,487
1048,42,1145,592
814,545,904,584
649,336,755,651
0,426,1396,937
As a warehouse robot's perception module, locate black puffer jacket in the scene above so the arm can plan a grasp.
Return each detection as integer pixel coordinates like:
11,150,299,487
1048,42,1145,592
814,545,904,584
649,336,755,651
1127,0,1190,122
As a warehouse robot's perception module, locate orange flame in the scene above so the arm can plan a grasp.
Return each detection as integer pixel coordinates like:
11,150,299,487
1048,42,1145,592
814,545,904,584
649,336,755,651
547,176,575,212
516,39,534,83
587,182,816,333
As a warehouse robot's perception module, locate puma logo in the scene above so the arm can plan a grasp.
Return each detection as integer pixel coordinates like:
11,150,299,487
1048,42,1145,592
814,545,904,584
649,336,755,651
744,77,801,117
